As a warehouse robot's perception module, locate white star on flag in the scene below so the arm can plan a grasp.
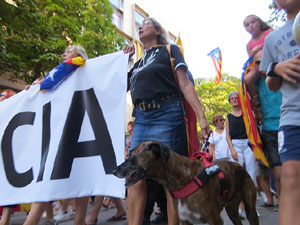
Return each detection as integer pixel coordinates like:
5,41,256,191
47,68,58,81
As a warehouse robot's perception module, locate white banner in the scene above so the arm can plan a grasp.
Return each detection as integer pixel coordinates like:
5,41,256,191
0,51,128,205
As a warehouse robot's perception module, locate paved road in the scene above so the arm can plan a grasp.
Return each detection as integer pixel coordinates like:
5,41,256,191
9,194,278,225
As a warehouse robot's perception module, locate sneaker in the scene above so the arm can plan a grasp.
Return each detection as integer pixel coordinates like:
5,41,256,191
238,209,246,219
257,211,260,217
44,220,58,225
151,210,168,224
273,204,279,212
54,210,75,222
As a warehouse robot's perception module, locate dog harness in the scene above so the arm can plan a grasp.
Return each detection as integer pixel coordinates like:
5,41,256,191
170,152,229,205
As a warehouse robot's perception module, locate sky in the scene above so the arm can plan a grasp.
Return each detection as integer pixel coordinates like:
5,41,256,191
135,0,277,79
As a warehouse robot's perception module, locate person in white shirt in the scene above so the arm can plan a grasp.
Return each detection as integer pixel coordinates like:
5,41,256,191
208,114,231,161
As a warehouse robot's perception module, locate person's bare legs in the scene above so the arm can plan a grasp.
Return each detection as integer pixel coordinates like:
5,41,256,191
127,179,146,225
244,68,260,98
272,165,281,201
85,196,104,224
113,198,126,217
166,190,179,225
257,175,274,205
45,203,56,223
23,202,48,225
279,161,300,225
244,68,263,123
61,199,71,212
74,197,89,225
0,207,13,225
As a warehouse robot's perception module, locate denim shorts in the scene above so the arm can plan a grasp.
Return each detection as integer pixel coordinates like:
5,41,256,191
261,130,281,167
130,97,188,156
278,125,300,163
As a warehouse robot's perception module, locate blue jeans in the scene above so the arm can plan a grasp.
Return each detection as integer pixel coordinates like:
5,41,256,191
130,97,188,156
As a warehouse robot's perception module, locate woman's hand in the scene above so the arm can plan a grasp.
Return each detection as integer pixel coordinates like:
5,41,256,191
25,77,45,90
250,45,263,57
123,46,135,59
231,149,239,161
199,119,212,140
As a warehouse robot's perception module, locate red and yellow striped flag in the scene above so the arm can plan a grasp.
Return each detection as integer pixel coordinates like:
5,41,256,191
238,57,269,167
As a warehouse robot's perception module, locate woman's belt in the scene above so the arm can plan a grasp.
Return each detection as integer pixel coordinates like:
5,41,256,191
135,93,179,111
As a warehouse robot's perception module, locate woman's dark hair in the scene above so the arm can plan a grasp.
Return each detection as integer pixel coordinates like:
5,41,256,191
145,17,169,45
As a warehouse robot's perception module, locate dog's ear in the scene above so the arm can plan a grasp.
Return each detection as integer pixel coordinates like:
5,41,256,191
147,141,170,164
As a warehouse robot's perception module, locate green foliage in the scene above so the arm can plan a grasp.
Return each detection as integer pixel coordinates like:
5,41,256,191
194,74,241,132
267,2,287,29
0,0,125,83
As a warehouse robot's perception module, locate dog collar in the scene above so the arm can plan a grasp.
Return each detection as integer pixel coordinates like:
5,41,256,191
169,152,228,204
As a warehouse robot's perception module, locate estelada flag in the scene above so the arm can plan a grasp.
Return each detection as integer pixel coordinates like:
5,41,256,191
238,57,269,167
208,47,222,85
40,56,85,91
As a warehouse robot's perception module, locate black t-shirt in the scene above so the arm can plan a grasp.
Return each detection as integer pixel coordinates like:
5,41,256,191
128,45,187,103
227,113,248,139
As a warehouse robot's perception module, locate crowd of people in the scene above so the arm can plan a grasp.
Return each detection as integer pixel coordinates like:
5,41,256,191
1,0,300,224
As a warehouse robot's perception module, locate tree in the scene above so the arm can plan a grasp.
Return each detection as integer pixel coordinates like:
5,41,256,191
194,74,241,131
0,0,125,84
267,1,287,28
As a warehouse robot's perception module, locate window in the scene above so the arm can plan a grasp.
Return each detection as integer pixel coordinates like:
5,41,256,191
112,11,123,29
109,0,123,9
134,10,146,40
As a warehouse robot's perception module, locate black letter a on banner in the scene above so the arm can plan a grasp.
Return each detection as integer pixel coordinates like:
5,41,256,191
51,88,117,179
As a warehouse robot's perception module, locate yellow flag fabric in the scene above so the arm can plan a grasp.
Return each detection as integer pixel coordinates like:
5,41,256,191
20,203,31,211
135,40,143,61
176,35,184,57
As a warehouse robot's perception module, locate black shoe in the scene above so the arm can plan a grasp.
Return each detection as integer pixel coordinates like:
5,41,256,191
142,218,151,225
151,211,168,224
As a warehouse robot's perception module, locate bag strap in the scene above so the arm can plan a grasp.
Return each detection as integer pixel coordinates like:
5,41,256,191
166,44,177,83
166,44,186,115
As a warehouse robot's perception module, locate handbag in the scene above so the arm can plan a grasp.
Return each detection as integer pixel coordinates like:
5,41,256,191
166,44,200,157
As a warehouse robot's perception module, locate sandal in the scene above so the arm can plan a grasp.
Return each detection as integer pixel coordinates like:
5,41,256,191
85,219,98,225
107,212,126,222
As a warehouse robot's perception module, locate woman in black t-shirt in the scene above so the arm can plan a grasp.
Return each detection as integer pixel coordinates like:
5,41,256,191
123,18,210,225
225,91,258,218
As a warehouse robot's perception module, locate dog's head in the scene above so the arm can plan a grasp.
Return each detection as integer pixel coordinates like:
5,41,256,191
113,141,170,187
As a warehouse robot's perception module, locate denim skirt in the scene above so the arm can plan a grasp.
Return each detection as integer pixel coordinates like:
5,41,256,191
130,97,188,156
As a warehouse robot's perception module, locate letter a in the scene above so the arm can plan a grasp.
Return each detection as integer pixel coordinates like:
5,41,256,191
51,88,117,179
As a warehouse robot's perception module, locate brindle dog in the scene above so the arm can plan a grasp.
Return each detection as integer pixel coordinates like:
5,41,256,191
113,141,259,225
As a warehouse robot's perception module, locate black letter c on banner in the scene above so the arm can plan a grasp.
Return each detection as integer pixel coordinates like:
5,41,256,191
1,112,35,187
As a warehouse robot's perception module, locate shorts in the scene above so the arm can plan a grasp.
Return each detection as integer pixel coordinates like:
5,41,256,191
278,125,300,163
261,130,281,167
130,97,187,156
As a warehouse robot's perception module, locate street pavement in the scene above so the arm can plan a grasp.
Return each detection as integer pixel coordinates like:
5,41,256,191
9,193,278,225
